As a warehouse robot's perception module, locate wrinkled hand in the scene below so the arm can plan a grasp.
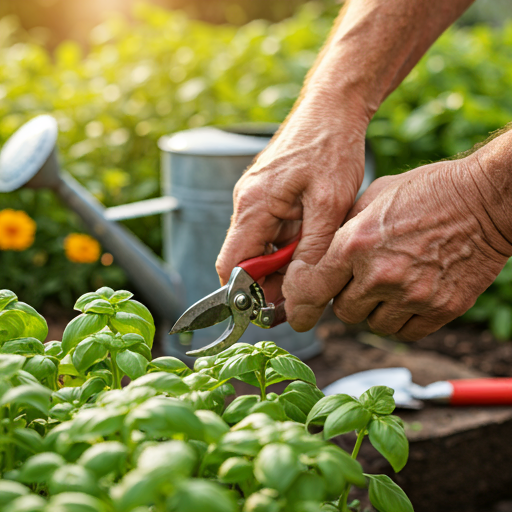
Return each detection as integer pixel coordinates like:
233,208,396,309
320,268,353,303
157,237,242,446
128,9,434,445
284,156,511,340
216,101,368,302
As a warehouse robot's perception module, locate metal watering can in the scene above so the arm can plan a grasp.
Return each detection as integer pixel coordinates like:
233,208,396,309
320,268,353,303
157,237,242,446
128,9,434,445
0,115,375,362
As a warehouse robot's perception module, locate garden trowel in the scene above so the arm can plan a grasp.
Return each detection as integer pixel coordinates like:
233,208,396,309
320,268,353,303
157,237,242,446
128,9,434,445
322,367,512,409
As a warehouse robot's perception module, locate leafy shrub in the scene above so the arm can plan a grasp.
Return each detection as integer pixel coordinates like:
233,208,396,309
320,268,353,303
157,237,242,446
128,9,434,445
0,287,413,512
2,3,512,335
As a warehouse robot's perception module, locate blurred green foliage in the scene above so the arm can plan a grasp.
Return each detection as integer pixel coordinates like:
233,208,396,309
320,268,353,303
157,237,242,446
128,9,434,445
1,2,512,336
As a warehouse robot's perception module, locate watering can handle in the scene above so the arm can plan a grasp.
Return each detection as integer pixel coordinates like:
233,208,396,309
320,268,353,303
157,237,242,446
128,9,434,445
238,237,300,282
449,378,512,405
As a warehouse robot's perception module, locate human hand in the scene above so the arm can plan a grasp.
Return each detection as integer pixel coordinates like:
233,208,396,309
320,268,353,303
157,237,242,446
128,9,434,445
283,154,512,341
216,98,369,302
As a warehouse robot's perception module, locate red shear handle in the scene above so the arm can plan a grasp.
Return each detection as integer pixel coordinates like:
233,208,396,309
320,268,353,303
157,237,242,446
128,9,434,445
449,378,512,406
238,238,300,282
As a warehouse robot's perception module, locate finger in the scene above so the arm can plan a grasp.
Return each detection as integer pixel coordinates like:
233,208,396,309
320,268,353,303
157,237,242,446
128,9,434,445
283,227,354,332
395,315,445,342
345,175,402,222
366,303,413,335
293,186,351,267
216,210,281,286
331,279,381,324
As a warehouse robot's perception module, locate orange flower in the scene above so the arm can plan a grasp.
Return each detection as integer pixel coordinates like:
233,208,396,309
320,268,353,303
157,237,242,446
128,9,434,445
64,233,101,263
0,209,36,251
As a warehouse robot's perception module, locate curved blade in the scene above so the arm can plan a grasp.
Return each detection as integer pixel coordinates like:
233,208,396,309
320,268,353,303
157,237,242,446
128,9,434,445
186,315,251,357
169,286,230,334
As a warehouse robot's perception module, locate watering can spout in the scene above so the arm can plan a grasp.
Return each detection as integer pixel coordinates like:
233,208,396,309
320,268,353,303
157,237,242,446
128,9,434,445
0,115,184,321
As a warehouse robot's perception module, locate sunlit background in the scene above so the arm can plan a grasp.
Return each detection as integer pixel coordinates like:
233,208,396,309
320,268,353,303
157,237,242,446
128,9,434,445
2,0,512,339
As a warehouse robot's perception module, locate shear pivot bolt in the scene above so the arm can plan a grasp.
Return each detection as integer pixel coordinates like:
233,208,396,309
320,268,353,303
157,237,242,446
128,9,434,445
234,293,251,311
262,316,270,325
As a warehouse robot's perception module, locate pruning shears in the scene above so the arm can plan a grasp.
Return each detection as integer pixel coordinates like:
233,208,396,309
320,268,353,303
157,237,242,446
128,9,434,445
170,238,300,357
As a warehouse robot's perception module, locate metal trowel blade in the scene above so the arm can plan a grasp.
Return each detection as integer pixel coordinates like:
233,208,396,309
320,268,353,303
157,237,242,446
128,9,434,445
322,367,424,410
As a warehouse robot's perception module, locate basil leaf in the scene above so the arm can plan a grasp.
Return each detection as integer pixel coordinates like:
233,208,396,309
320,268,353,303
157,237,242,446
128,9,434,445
222,395,259,424
12,428,44,455
95,287,115,299
306,394,354,429
0,354,25,378
72,338,108,373
116,349,148,380
48,464,101,496
168,480,237,512
129,342,152,361
84,299,114,315
47,493,108,512
218,456,253,484
269,355,316,384
219,352,265,381
129,372,189,395
68,408,126,442
195,409,230,443
318,445,366,488
109,312,153,349
323,400,372,439
254,443,301,493
2,302,48,343
74,292,103,312
109,290,134,304
1,337,45,356
0,383,52,415
0,480,29,508
23,355,57,382
150,356,192,376
115,300,155,342
78,441,128,477
360,386,396,415
286,472,326,503
4,494,46,512
0,290,17,311
61,314,108,355
366,474,414,512
368,415,409,472
44,340,63,358
19,452,65,483
218,430,262,457
78,377,107,405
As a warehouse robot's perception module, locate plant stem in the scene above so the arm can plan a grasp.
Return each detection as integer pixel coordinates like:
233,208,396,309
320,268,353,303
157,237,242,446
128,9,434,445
111,352,122,389
338,428,367,512
257,360,267,401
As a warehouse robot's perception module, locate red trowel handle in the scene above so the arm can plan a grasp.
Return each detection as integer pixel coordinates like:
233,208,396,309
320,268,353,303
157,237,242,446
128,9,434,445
449,378,512,406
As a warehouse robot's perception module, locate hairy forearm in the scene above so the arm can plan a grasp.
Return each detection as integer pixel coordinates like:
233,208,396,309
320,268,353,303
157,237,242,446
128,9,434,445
298,0,474,120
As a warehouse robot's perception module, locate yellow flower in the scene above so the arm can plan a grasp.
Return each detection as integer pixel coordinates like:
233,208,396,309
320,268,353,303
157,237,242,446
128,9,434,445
0,209,36,251
64,233,101,263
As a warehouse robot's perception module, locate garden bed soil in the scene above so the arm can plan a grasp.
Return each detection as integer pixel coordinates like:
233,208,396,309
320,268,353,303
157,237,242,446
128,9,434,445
44,306,512,512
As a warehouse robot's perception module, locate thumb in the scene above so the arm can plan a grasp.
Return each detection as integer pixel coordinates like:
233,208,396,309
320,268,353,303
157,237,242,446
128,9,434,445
283,227,354,332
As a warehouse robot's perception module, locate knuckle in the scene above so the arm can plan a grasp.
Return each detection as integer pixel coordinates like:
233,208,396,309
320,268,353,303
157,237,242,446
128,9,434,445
405,283,433,305
332,302,362,325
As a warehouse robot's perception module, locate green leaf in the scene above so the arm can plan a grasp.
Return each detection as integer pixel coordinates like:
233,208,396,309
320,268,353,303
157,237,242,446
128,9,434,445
109,290,134,304
279,382,323,423
250,400,287,421
120,332,145,347
0,354,25,378
109,312,153,349
222,395,259,424
0,290,17,311
368,415,409,472
2,302,48,343
84,299,114,315
149,356,191,375
317,445,366,489
129,341,152,361
78,441,128,477
116,349,148,380
23,355,57,382
19,452,65,483
243,489,280,512
0,310,25,344
126,397,204,440
68,408,126,442
115,300,155,344
195,409,230,443
48,464,101,497
128,371,189,395
3,494,46,512
12,428,44,454
360,386,396,415
218,456,253,484
0,384,52,415
183,372,219,391
286,473,326,503
167,480,237,512
78,377,107,404
47,492,108,512
59,353,81,377
269,355,316,384
219,352,265,381
254,443,301,493
137,440,197,480
306,394,354,429
44,340,63,358
111,471,160,511
72,338,108,373
0,480,29,508
1,338,44,356
323,400,372,439
366,474,414,512
61,314,108,355
218,430,262,457
74,293,103,312
95,287,115,299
